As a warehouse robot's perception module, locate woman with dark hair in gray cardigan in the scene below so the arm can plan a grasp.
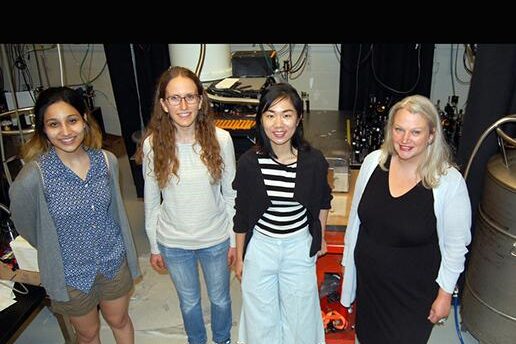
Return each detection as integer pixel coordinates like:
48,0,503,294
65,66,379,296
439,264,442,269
9,86,141,344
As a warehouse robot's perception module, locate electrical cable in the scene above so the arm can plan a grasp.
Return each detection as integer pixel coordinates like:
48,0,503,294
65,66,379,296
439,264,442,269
339,44,372,73
463,44,475,75
259,44,274,75
194,44,206,79
289,46,309,80
454,44,470,85
79,44,91,85
3,45,21,110
31,43,43,89
39,46,52,88
10,44,34,99
0,280,29,295
371,44,421,94
450,44,456,96
333,44,341,64
289,44,308,74
129,44,146,133
66,44,107,87
351,44,362,117
453,287,466,344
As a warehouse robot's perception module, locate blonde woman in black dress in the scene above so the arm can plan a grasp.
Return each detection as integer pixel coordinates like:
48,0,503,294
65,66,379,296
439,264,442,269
341,95,472,343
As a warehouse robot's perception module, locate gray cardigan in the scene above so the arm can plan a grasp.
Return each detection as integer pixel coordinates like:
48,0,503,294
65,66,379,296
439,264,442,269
9,149,141,302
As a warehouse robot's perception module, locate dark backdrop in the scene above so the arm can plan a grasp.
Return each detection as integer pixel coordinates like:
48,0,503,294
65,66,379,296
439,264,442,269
104,44,170,197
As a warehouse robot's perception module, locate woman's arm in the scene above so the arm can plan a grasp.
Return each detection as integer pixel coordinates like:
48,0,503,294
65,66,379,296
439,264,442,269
142,138,162,255
436,172,472,293
318,209,329,256
9,163,40,247
235,232,246,282
219,130,237,249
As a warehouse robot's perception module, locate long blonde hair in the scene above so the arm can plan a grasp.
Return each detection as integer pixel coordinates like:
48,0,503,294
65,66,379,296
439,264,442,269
135,66,223,189
379,94,455,188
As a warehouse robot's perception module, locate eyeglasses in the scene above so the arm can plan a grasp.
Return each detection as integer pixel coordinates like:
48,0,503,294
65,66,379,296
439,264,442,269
164,94,200,106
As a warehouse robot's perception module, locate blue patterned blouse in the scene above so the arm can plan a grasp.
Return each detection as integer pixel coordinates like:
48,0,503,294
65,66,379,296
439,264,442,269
39,147,125,293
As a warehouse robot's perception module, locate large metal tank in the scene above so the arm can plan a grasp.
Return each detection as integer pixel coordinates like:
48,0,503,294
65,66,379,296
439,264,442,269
461,149,516,344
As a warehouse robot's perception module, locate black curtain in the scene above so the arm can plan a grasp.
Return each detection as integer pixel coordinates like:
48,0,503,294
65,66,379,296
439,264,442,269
453,44,516,295
133,44,171,126
456,44,516,225
103,44,170,198
338,43,435,113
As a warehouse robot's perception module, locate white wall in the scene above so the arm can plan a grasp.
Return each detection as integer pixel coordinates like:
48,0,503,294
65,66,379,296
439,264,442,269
430,44,472,111
1,44,471,136
1,44,121,135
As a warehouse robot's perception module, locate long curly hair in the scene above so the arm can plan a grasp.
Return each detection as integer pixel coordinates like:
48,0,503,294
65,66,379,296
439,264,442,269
135,66,223,189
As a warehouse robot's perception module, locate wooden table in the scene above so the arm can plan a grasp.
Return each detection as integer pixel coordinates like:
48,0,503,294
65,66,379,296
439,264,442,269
0,263,76,344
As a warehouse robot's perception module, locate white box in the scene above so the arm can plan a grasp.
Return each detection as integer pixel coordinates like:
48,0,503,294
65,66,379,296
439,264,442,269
9,235,39,272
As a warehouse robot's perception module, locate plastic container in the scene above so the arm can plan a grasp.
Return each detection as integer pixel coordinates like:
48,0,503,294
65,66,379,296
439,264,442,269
327,157,349,192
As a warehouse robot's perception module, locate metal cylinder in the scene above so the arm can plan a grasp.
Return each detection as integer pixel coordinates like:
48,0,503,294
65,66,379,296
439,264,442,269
461,149,516,344
168,44,232,82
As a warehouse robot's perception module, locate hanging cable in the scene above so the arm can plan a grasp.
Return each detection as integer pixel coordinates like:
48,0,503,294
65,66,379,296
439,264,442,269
31,43,43,89
259,44,274,75
450,44,456,95
351,44,362,116
463,44,475,74
333,44,341,64
371,44,421,94
452,287,466,344
129,44,145,133
455,44,470,85
194,44,206,79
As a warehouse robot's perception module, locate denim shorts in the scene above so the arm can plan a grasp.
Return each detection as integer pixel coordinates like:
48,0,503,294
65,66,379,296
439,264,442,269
51,260,133,317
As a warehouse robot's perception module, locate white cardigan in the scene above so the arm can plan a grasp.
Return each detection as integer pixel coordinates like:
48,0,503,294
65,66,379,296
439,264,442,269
341,150,472,307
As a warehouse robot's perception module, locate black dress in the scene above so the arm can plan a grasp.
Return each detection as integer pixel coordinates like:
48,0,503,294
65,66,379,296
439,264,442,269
354,163,440,344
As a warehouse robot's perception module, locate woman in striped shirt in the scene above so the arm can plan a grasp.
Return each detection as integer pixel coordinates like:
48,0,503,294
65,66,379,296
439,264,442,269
233,83,332,344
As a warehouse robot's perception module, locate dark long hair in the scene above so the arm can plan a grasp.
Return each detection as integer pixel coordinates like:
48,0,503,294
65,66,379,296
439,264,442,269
254,83,310,157
22,86,102,161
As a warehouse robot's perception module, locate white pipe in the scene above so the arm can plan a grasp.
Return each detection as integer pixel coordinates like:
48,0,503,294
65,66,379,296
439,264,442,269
57,44,64,86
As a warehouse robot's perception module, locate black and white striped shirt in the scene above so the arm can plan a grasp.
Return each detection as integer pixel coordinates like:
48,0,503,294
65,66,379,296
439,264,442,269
255,157,309,237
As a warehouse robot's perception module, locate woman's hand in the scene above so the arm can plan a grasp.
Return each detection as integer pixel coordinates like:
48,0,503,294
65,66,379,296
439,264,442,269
428,288,452,324
235,258,244,282
318,238,328,257
227,247,236,268
150,253,167,273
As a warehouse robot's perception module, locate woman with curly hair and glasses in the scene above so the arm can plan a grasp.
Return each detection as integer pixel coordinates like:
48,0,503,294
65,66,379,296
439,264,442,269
136,66,236,344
